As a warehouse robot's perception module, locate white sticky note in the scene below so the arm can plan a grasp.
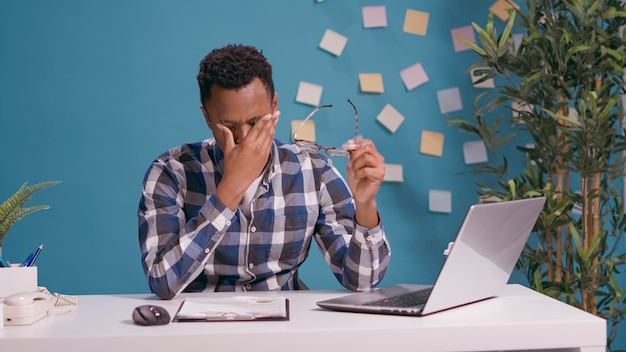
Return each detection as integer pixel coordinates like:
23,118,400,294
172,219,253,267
400,62,429,91
511,100,534,118
295,81,323,106
383,164,404,182
566,106,578,121
437,87,463,114
429,190,452,213
470,68,495,88
376,104,405,133
463,141,488,164
513,33,524,51
362,6,387,28
319,29,348,56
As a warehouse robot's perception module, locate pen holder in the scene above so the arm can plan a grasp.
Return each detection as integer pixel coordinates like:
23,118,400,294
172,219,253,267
0,265,37,298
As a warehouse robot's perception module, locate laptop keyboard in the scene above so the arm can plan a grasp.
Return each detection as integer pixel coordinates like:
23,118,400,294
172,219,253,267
363,287,433,308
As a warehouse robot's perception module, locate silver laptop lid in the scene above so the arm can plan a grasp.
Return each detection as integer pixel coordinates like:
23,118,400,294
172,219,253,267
421,197,545,315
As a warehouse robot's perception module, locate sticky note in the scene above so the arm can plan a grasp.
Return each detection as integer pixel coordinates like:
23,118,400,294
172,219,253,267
319,29,348,56
403,9,429,36
359,73,384,93
420,130,444,157
463,141,488,164
451,25,475,52
490,0,520,21
376,104,405,133
295,81,323,106
400,62,429,91
362,6,387,28
429,190,452,213
511,100,534,118
291,120,316,142
513,33,524,50
470,68,495,88
568,107,579,122
383,164,404,182
437,87,463,114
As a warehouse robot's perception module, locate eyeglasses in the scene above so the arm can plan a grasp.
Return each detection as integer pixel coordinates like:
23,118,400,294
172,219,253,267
292,99,359,157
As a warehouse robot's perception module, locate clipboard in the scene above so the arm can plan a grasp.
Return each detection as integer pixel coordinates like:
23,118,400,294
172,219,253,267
172,296,290,322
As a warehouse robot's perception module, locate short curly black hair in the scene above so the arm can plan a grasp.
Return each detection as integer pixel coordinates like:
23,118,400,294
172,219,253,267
197,44,275,105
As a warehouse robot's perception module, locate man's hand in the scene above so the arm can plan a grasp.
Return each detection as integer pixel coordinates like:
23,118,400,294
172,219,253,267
215,111,280,210
345,138,385,228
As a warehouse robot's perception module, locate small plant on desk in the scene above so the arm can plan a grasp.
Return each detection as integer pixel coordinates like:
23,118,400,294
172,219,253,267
0,180,61,260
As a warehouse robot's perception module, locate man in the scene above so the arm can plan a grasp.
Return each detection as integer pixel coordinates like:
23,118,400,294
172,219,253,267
138,44,391,299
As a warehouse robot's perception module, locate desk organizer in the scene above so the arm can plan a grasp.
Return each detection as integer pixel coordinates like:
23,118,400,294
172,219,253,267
0,265,37,298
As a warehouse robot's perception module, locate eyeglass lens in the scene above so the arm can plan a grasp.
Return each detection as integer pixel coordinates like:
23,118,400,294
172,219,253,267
293,99,358,157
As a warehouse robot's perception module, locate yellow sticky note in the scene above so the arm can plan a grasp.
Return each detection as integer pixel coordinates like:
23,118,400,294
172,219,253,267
359,73,384,93
403,9,429,36
420,130,444,157
490,0,519,21
291,120,316,142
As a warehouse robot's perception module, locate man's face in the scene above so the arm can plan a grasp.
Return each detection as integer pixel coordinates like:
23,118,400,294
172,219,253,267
201,78,278,150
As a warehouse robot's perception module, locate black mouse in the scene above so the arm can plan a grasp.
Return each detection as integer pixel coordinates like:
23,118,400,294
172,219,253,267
132,304,171,326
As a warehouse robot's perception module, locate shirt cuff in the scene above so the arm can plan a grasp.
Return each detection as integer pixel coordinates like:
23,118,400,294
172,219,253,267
199,193,236,232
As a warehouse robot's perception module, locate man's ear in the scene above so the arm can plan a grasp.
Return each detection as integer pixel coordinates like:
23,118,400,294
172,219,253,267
200,105,212,129
272,93,279,112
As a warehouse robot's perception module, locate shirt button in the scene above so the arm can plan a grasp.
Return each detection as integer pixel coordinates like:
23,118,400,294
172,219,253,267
250,226,257,232
248,263,254,269
204,248,210,254
225,220,231,226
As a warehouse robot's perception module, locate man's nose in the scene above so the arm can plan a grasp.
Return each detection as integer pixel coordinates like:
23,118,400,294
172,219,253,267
232,124,253,144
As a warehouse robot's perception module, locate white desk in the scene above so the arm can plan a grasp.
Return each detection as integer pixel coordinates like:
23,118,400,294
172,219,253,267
0,284,605,352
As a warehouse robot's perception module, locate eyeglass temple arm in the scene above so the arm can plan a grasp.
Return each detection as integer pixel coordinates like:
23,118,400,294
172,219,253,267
346,99,359,140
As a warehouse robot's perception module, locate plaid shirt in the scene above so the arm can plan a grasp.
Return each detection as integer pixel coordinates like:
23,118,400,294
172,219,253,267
138,138,391,299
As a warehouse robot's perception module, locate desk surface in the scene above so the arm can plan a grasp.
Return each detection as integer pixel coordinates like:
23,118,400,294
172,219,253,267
0,284,606,352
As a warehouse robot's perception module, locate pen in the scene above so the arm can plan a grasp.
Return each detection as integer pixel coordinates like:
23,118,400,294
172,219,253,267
27,244,43,267
21,252,34,267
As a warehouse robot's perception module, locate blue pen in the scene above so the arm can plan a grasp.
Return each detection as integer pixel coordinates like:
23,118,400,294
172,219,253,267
27,244,43,267
21,252,34,267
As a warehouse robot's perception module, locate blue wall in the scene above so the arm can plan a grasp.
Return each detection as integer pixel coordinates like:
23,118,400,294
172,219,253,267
0,0,536,306
0,0,522,292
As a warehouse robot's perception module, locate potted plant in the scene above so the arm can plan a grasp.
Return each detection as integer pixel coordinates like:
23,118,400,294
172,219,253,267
449,0,626,349
0,180,61,263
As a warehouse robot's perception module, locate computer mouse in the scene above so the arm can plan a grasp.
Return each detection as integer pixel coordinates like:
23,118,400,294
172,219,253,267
132,304,171,326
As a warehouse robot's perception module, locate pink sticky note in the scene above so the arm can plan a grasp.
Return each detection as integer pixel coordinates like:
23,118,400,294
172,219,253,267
400,63,429,91
451,25,475,52
362,6,387,28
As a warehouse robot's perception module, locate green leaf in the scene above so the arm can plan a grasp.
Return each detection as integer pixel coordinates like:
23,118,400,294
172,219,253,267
0,180,61,246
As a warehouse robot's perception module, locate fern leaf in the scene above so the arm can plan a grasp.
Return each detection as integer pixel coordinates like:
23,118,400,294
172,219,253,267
0,180,61,245
0,205,51,238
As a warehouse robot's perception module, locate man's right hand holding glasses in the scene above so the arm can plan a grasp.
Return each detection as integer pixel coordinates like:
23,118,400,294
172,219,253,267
293,99,386,229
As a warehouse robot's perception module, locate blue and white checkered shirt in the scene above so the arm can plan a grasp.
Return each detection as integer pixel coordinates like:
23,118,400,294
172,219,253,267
138,138,391,299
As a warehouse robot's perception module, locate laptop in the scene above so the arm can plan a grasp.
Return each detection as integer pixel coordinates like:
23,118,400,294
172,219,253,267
317,197,546,316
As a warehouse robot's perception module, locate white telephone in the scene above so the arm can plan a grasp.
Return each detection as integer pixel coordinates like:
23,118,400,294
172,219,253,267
3,290,54,325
